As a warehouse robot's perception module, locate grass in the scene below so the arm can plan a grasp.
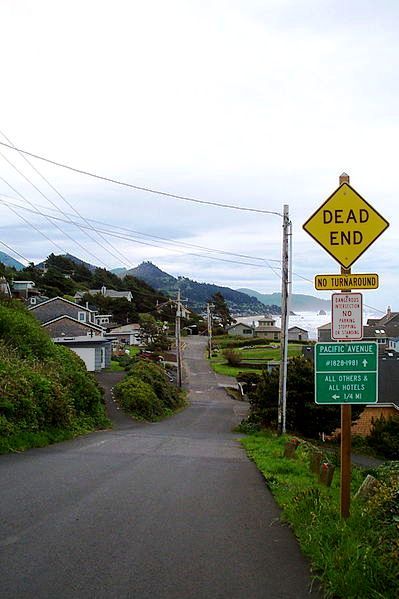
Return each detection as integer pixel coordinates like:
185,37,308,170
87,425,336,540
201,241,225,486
0,416,111,454
108,360,125,372
241,432,399,598
209,343,303,377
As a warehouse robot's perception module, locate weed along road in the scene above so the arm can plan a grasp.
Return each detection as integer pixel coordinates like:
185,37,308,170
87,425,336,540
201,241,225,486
0,336,317,599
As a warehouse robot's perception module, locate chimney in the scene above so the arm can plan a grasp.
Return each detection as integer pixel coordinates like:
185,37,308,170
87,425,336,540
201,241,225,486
387,305,392,317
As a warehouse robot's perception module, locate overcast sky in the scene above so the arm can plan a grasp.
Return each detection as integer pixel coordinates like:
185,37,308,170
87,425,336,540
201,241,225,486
0,0,398,311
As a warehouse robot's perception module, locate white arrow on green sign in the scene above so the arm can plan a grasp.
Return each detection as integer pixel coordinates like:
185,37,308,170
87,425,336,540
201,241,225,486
315,342,378,404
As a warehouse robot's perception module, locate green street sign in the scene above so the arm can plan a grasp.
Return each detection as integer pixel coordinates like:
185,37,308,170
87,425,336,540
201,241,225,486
315,342,378,404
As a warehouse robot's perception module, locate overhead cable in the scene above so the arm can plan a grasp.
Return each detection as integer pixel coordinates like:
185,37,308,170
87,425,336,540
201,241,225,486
0,140,283,216
0,239,30,264
0,130,134,268
0,194,282,264
0,196,278,270
0,174,110,267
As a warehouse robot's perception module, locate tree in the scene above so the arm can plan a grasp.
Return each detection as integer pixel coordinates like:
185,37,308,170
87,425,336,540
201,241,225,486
138,314,170,352
249,356,363,438
211,292,234,330
41,266,76,297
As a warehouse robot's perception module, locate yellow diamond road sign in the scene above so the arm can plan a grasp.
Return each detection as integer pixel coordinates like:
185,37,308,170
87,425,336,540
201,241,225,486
303,183,389,268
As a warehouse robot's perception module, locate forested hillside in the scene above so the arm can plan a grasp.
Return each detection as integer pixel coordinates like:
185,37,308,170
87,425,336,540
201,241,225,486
125,262,277,315
1,254,169,324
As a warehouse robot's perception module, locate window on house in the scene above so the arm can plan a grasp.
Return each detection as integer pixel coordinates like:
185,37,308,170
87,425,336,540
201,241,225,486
243,329,252,335
78,311,86,322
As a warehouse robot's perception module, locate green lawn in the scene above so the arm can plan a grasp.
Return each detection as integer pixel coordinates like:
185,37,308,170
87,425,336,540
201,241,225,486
209,343,303,377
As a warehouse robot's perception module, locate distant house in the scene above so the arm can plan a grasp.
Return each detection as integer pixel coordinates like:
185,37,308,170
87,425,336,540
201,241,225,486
255,316,281,341
106,323,141,346
288,326,309,342
227,322,255,337
11,280,39,300
317,322,332,342
53,336,112,371
94,314,113,327
42,315,104,338
74,286,133,302
29,296,97,325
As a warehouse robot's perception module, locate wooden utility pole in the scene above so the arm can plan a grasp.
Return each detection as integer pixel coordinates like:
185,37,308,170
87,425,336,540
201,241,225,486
278,204,291,434
339,171,352,519
175,289,182,388
207,302,213,359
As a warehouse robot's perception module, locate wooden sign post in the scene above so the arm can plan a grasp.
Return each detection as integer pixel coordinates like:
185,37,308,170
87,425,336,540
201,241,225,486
303,172,389,519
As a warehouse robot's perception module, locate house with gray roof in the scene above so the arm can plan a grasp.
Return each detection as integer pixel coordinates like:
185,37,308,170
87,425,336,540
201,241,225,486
227,322,255,337
53,335,112,371
74,286,133,302
29,296,97,325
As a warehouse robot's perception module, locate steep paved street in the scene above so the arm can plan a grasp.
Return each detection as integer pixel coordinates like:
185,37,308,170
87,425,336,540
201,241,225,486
0,337,318,598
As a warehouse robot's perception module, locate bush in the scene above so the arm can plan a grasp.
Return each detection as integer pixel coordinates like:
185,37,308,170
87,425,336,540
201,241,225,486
248,356,363,438
127,360,182,409
367,416,399,460
113,377,164,420
0,301,109,449
222,348,242,367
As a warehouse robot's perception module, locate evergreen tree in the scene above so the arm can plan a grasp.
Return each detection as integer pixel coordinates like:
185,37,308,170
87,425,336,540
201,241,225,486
211,291,234,329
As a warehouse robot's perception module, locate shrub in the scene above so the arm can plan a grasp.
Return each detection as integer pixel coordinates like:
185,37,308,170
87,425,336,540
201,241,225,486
222,348,242,367
127,360,181,409
114,377,164,420
367,415,399,460
248,356,363,438
0,301,109,448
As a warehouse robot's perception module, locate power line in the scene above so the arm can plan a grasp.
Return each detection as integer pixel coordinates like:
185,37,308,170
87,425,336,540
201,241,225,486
0,239,30,264
0,140,283,216
0,193,66,254
0,130,134,268
0,173,110,267
0,195,280,270
0,194,282,264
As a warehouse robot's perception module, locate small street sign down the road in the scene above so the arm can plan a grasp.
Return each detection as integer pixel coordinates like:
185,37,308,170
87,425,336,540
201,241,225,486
331,292,363,340
303,182,389,268
314,273,379,290
315,342,378,404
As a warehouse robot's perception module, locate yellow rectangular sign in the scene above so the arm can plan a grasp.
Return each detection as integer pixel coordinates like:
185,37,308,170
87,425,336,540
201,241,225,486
303,183,389,268
315,273,379,290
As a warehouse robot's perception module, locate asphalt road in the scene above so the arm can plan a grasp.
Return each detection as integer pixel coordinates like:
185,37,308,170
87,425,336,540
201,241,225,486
0,337,318,598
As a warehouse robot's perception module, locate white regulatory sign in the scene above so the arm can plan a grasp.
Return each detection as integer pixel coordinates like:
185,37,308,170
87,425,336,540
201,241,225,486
331,293,363,340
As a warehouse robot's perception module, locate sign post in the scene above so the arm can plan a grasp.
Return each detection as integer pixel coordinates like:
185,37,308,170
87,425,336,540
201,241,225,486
303,172,389,519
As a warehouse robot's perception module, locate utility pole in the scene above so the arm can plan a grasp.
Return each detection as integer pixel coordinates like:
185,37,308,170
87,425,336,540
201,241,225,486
278,204,292,435
207,302,214,358
175,289,182,388
339,171,352,519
